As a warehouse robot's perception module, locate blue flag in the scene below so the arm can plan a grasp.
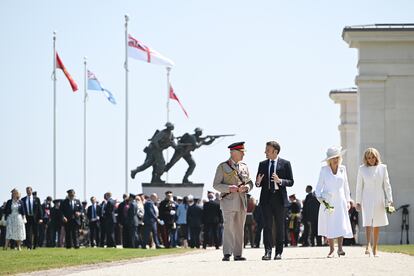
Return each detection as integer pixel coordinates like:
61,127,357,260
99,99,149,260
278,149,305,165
87,70,116,105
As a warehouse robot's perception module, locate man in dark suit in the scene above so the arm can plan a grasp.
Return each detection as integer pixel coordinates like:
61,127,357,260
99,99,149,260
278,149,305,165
187,195,203,248
49,199,63,247
21,186,43,249
126,194,140,248
202,191,221,249
143,193,161,248
101,192,116,248
86,196,101,247
116,193,129,248
302,185,322,246
255,141,294,260
61,189,82,249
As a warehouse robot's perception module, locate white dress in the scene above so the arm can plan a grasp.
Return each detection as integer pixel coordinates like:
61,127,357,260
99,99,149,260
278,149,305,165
315,165,353,239
6,200,26,241
356,164,393,227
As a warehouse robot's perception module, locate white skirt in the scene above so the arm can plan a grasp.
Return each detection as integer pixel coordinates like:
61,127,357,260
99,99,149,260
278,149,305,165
6,214,26,241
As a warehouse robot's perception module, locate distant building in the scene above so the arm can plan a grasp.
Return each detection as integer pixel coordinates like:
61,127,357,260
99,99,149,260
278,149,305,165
331,24,414,244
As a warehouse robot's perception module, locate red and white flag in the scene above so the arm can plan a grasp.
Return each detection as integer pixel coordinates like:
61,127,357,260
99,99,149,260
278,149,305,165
128,34,174,67
169,84,188,118
56,52,78,92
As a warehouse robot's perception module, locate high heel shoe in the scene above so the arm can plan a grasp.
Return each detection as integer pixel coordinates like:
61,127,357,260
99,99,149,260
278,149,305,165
337,250,346,257
365,249,371,256
327,252,335,258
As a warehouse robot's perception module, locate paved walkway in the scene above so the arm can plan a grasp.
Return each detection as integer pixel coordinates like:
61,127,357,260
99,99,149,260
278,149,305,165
23,246,414,276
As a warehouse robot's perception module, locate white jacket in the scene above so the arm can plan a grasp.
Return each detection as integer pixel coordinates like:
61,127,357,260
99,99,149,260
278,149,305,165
356,164,393,227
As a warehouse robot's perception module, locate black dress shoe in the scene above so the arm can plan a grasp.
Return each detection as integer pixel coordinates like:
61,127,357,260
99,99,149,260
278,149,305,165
234,256,246,261
262,250,272,261
222,254,231,261
274,254,282,260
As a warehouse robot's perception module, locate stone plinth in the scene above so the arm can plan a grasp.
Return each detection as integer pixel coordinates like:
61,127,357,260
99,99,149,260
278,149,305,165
142,183,204,199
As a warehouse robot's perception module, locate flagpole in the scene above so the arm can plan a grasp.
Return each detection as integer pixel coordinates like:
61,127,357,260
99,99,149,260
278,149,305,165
83,56,88,202
52,31,57,199
166,67,172,183
124,14,129,194
166,67,171,123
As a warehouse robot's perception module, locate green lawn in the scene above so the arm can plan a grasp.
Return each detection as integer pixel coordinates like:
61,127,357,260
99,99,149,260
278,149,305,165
0,247,191,275
379,245,414,256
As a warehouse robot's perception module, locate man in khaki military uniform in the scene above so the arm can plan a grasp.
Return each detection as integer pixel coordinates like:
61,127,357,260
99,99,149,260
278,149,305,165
213,142,253,261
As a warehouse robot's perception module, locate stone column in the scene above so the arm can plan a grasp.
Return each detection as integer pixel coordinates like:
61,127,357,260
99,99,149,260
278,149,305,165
343,24,414,244
329,88,358,199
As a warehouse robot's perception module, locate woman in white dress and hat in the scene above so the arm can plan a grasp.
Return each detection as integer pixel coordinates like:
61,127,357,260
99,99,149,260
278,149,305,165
356,148,393,257
315,146,353,258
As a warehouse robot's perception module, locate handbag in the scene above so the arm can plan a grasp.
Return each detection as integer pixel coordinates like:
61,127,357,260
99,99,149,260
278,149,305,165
0,215,6,226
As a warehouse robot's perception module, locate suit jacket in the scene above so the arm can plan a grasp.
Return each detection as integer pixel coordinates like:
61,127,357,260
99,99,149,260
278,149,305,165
50,207,63,227
257,158,294,207
103,198,116,224
116,200,128,226
143,200,158,224
87,204,101,221
202,200,222,224
4,199,25,220
187,204,203,228
61,198,82,225
21,195,43,221
126,201,139,227
302,192,320,222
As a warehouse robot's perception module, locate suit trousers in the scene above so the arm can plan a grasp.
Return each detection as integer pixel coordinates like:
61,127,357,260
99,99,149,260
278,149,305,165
89,221,100,247
64,220,79,248
105,221,116,248
122,224,132,248
302,221,311,245
262,197,285,255
203,223,219,249
143,221,161,247
310,219,322,246
189,226,201,248
222,210,246,256
25,216,39,249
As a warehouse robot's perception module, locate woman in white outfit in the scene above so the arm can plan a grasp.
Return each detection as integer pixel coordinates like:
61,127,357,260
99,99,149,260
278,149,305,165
4,189,26,250
356,148,393,257
315,147,353,258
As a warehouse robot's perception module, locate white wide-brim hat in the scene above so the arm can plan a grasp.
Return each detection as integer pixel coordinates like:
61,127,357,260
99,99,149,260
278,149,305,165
322,146,346,162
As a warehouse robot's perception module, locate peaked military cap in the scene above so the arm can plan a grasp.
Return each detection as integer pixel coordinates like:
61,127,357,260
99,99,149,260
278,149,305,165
228,141,245,151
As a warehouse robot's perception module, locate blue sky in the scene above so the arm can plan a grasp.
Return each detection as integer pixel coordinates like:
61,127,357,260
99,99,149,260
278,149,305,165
1,0,413,202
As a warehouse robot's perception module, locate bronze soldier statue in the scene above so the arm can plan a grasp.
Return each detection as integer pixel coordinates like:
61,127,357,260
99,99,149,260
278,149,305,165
164,128,234,183
131,122,176,183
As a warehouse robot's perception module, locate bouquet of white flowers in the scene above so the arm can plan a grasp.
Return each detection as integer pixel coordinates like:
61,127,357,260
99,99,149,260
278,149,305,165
323,200,335,214
385,204,395,214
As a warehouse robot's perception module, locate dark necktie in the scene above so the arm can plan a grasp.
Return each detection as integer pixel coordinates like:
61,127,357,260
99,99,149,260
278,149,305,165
92,205,96,219
269,160,275,193
29,197,33,215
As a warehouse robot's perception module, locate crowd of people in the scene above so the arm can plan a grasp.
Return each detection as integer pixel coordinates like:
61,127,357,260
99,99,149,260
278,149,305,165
0,185,357,251
0,187,227,250
0,143,393,261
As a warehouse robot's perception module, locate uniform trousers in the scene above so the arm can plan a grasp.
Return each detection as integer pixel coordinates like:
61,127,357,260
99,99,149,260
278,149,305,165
222,209,246,256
